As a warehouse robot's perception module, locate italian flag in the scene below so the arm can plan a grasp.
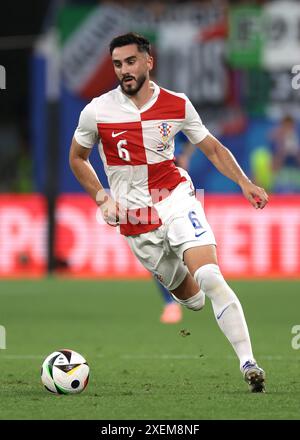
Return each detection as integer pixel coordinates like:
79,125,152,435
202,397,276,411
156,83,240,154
59,4,128,99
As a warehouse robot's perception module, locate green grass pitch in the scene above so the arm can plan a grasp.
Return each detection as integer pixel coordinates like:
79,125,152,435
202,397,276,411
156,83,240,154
0,278,300,420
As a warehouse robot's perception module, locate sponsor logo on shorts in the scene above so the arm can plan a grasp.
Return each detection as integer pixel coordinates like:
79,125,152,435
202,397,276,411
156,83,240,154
196,230,207,238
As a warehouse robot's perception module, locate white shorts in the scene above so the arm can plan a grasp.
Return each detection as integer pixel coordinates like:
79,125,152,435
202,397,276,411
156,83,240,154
125,180,216,291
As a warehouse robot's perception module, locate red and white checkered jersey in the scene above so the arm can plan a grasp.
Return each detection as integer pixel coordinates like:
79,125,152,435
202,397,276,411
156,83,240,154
74,81,209,236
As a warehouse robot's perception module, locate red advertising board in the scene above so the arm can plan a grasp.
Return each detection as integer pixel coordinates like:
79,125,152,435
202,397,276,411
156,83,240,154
0,195,46,277
0,194,299,278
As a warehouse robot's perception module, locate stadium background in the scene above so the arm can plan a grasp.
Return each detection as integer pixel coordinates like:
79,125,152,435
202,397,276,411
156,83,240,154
1,0,300,279
1,0,300,421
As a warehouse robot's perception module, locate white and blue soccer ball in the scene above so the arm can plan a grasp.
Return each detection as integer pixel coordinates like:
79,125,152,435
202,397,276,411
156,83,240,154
41,349,89,395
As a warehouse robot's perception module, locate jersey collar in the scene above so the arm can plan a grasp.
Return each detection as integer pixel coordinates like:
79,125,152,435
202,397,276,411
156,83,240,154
116,81,160,112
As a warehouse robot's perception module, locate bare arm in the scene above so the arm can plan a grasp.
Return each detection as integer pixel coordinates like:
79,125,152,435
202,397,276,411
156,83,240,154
69,136,103,201
196,134,269,209
69,137,121,225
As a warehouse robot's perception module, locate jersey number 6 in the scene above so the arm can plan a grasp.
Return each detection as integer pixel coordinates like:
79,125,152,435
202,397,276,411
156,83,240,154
117,139,131,162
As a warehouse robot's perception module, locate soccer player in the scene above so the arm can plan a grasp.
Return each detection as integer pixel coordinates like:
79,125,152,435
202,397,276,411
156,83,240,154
69,32,268,392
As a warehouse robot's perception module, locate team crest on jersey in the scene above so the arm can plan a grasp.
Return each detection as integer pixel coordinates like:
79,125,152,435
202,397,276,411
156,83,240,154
158,122,172,142
157,122,172,152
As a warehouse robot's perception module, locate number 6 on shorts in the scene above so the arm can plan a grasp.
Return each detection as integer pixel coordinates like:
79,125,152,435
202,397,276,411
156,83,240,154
188,210,203,237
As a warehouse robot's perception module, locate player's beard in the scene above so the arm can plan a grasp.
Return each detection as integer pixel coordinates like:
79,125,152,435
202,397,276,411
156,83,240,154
120,73,147,96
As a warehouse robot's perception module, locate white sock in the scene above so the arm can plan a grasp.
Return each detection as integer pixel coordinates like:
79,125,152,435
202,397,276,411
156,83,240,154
171,290,205,311
194,264,254,369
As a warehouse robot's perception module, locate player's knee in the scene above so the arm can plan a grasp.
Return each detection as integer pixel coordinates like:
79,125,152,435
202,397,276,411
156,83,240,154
194,264,235,297
193,264,244,323
194,263,225,294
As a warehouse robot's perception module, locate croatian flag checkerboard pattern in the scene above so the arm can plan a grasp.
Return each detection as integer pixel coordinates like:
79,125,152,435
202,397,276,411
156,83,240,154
74,82,209,235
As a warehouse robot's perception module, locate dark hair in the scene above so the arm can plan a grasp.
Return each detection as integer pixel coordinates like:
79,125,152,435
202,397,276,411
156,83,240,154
109,32,151,55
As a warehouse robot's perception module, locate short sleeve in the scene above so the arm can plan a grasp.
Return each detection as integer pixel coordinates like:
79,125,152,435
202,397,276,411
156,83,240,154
74,100,98,148
181,97,209,145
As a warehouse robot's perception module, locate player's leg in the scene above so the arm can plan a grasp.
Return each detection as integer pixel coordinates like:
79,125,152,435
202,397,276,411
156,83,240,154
124,228,187,320
183,244,265,392
170,271,206,311
153,277,182,324
183,244,254,367
165,191,265,392
124,228,201,315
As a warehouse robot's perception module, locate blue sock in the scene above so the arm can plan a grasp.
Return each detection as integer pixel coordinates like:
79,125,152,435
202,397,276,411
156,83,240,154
153,278,174,304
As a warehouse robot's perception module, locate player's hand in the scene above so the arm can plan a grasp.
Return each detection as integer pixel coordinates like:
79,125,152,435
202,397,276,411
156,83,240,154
96,189,125,226
239,180,269,209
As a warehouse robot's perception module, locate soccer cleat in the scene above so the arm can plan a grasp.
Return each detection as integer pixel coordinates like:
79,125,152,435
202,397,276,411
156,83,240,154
160,303,182,324
242,360,266,393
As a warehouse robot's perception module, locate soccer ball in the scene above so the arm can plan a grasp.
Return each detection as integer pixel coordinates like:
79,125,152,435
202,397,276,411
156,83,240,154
41,349,89,395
